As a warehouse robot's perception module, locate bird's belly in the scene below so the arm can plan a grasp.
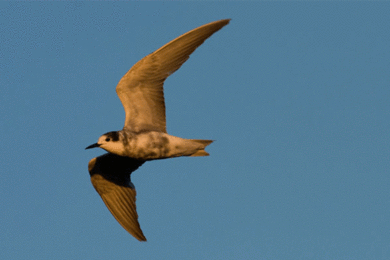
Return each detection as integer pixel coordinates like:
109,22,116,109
126,132,198,160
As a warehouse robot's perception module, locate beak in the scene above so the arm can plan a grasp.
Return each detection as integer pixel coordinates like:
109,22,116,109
85,143,100,150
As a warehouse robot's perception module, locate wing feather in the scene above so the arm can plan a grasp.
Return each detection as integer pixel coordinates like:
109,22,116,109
88,153,146,241
116,19,230,133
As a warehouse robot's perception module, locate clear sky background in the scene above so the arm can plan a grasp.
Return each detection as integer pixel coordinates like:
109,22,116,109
1,2,390,259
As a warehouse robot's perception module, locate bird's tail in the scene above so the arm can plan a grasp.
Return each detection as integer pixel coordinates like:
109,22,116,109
190,139,213,157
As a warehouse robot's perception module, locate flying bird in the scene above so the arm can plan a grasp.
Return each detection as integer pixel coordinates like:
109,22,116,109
86,19,230,241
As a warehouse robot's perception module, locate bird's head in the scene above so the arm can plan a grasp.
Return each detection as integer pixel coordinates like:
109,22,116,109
86,131,125,155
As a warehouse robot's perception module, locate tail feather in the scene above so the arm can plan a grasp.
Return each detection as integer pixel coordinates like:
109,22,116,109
191,150,210,157
190,139,213,157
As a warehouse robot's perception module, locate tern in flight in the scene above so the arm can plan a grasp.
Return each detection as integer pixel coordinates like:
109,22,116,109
86,19,230,241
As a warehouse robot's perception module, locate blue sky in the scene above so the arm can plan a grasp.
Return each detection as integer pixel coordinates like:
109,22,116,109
1,2,390,259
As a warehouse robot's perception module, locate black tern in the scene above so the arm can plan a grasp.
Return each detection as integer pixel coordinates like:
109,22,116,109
86,19,230,241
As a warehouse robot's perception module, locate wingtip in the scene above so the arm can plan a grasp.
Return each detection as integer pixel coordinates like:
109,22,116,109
219,18,231,24
138,236,147,242
213,19,231,27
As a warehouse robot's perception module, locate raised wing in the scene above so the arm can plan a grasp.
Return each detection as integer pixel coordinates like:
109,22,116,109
88,153,146,241
116,19,230,133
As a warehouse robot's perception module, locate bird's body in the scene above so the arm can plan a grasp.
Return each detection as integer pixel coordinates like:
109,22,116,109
85,19,230,241
97,130,213,160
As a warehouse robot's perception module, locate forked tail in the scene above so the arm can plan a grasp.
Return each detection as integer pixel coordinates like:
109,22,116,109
190,139,214,157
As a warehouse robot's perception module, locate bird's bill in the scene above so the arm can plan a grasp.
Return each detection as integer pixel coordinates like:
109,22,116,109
85,143,100,150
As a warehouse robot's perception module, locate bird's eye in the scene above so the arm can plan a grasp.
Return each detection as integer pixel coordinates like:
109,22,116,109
105,138,111,142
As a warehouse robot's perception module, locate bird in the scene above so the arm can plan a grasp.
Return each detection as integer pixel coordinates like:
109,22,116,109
86,19,230,241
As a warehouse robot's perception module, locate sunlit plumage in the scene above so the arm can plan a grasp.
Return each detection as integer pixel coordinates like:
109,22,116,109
86,19,230,241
